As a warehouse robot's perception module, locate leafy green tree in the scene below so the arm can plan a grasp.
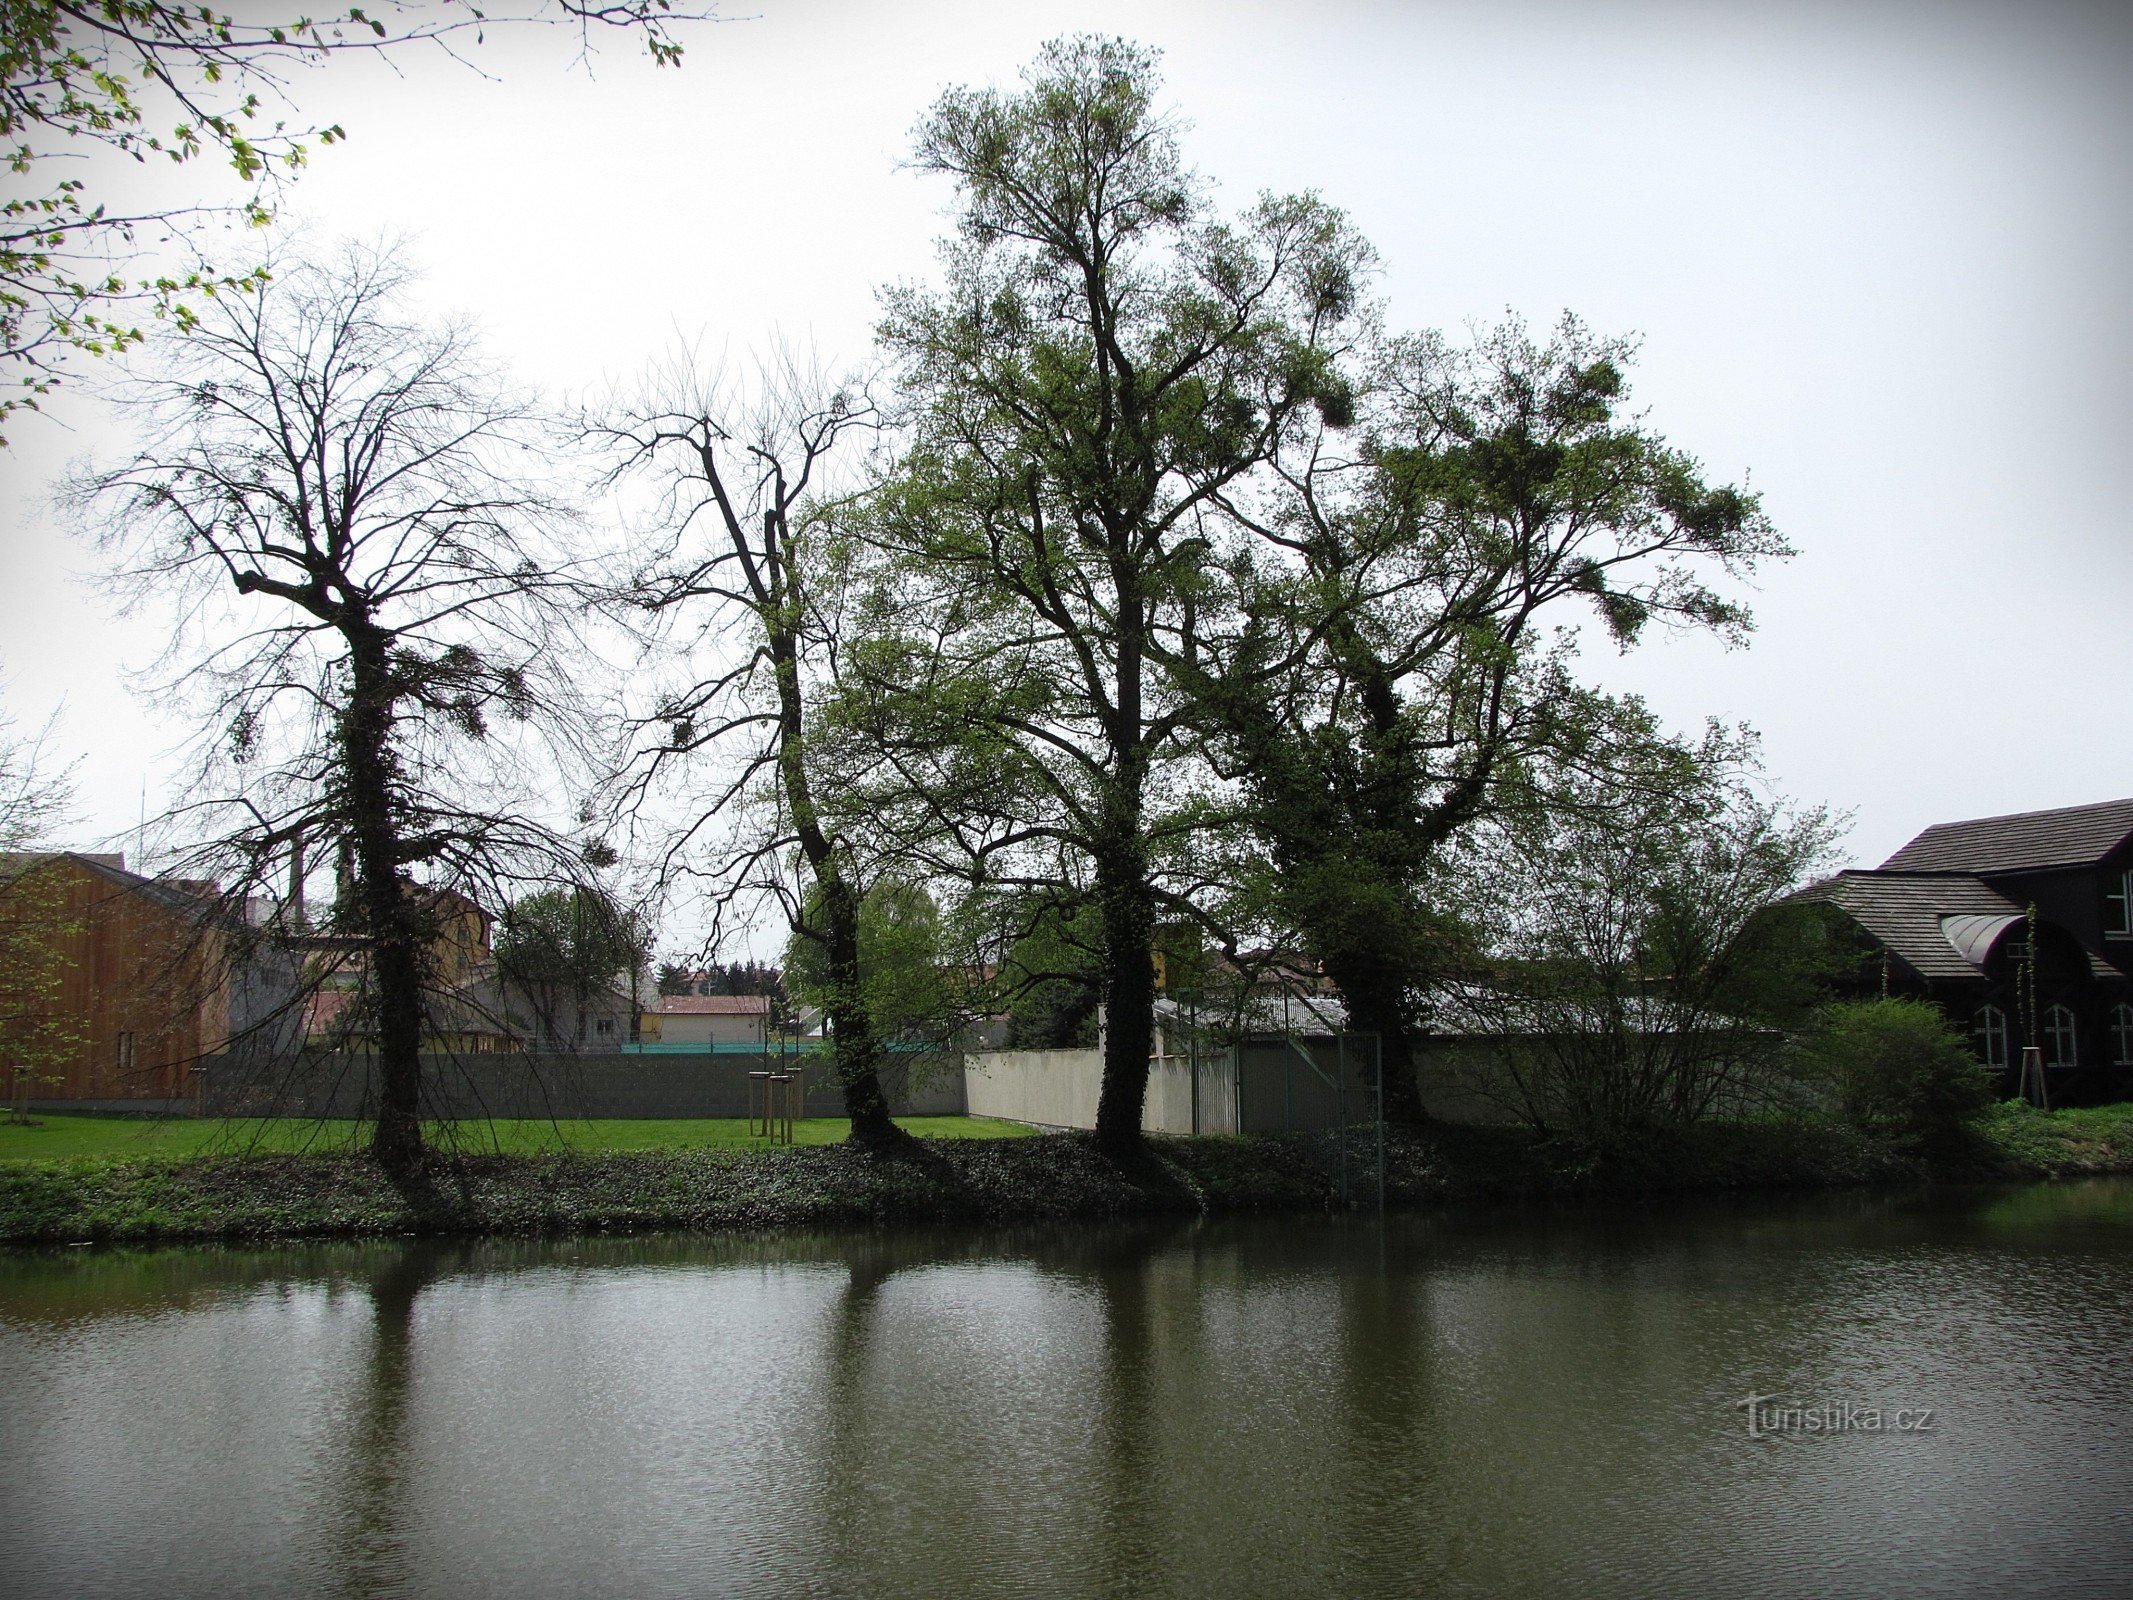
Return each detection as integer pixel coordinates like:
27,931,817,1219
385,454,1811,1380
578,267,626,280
1,0,712,442
992,899,1104,1050
1812,997,1992,1153
1201,316,1792,1124
0,858,83,1121
0,716,81,1120
783,879,957,1049
494,885,652,1046
859,36,1373,1154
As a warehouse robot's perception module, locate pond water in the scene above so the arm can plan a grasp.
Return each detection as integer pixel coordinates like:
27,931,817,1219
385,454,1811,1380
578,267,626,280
4,1186,2132,1598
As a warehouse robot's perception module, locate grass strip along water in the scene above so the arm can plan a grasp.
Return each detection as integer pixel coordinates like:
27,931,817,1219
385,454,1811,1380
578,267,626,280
0,1114,1036,1164
0,1104,2127,1245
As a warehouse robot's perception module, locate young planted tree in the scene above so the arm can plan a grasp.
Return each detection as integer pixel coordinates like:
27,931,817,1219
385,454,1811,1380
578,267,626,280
1201,317,1792,1123
862,36,1372,1154
67,242,596,1174
599,354,913,1146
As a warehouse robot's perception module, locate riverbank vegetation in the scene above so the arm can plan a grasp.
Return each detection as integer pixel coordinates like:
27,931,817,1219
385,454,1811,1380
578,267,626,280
1,1104,2125,1245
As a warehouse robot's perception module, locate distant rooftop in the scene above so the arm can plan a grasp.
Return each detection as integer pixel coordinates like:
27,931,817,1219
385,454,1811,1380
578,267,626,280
653,994,771,1015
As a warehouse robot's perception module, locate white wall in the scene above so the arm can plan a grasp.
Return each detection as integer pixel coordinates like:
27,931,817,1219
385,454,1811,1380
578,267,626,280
963,1049,1230,1134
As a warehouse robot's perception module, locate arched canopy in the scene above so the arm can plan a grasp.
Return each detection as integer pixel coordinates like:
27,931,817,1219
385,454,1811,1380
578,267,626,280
1940,913,2024,969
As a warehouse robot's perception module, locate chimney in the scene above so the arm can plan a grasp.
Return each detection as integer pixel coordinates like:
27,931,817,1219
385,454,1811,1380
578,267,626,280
287,831,306,928
335,835,355,921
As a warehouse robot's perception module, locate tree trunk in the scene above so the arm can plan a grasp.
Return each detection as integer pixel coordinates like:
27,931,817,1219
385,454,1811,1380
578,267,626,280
342,627,426,1175
1321,955,1427,1128
817,871,903,1147
764,556,905,1150
1093,833,1155,1156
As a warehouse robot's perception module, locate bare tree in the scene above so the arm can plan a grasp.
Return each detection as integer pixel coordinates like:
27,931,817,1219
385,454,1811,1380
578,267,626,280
596,350,915,1148
0,689,76,852
64,240,601,1174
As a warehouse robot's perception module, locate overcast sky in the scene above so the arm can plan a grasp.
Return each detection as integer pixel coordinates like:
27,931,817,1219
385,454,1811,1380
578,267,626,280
3,0,2128,929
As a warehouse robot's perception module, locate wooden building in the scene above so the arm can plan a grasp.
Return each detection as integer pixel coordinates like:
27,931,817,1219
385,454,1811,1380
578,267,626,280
0,852,295,1105
1807,798,2133,1101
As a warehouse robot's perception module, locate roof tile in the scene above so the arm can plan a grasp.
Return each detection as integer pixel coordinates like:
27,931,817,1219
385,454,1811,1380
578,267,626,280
1880,798,2133,874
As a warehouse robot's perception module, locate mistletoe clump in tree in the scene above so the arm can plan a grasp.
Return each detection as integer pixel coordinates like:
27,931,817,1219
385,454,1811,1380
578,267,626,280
858,35,1374,1154
1201,316,1794,1124
68,241,599,1175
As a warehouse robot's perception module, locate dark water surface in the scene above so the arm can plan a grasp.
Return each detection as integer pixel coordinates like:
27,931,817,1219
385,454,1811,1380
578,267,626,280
5,1186,2133,1599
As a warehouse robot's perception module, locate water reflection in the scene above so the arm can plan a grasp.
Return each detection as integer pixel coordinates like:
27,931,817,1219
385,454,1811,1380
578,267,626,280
2,1188,2132,1598
1086,1226,1166,1600
328,1242,462,1599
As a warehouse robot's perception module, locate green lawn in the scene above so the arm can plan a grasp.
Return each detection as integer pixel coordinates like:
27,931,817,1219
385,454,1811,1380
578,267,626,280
1978,1100,2133,1175
0,1113,1038,1163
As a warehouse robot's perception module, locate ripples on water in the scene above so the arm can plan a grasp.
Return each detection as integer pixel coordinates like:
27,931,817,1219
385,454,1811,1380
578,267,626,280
4,1185,2132,1599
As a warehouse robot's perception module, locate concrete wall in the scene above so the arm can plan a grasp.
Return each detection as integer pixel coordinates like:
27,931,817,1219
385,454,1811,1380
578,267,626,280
964,1049,1103,1130
193,1048,965,1121
965,1047,1245,1135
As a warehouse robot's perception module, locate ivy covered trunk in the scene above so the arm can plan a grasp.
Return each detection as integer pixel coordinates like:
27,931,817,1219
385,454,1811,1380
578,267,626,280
1317,951,1426,1128
1093,577,1157,1158
770,611,903,1148
815,868,901,1147
342,626,427,1175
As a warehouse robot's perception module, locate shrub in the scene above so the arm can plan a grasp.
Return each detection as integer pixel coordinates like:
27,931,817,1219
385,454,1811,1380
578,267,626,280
1811,998,1991,1150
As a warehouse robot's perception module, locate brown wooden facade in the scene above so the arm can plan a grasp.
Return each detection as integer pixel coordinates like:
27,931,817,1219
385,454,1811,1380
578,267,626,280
1811,798,2133,1104
0,854,237,1102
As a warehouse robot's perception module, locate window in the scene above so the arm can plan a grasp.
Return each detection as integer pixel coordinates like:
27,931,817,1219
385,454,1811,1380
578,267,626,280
2002,938,2034,964
2108,871,2133,937
594,1017,615,1038
2044,1004,2079,1068
1974,1006,2009,1069
115,1032,137,1075
2113,1005,2133,1068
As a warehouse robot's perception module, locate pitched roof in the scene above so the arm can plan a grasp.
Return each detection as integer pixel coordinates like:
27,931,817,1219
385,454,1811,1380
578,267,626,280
1879,798,2133,874
1807,871,2024,980
2,850,232,926
1809,871,2120,982
653,994,771,1015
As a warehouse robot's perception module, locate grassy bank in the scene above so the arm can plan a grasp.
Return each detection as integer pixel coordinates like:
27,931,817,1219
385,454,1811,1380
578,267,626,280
1969,1101,2133,1177
0,1113,1035,1163
0,1103,2124,1245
